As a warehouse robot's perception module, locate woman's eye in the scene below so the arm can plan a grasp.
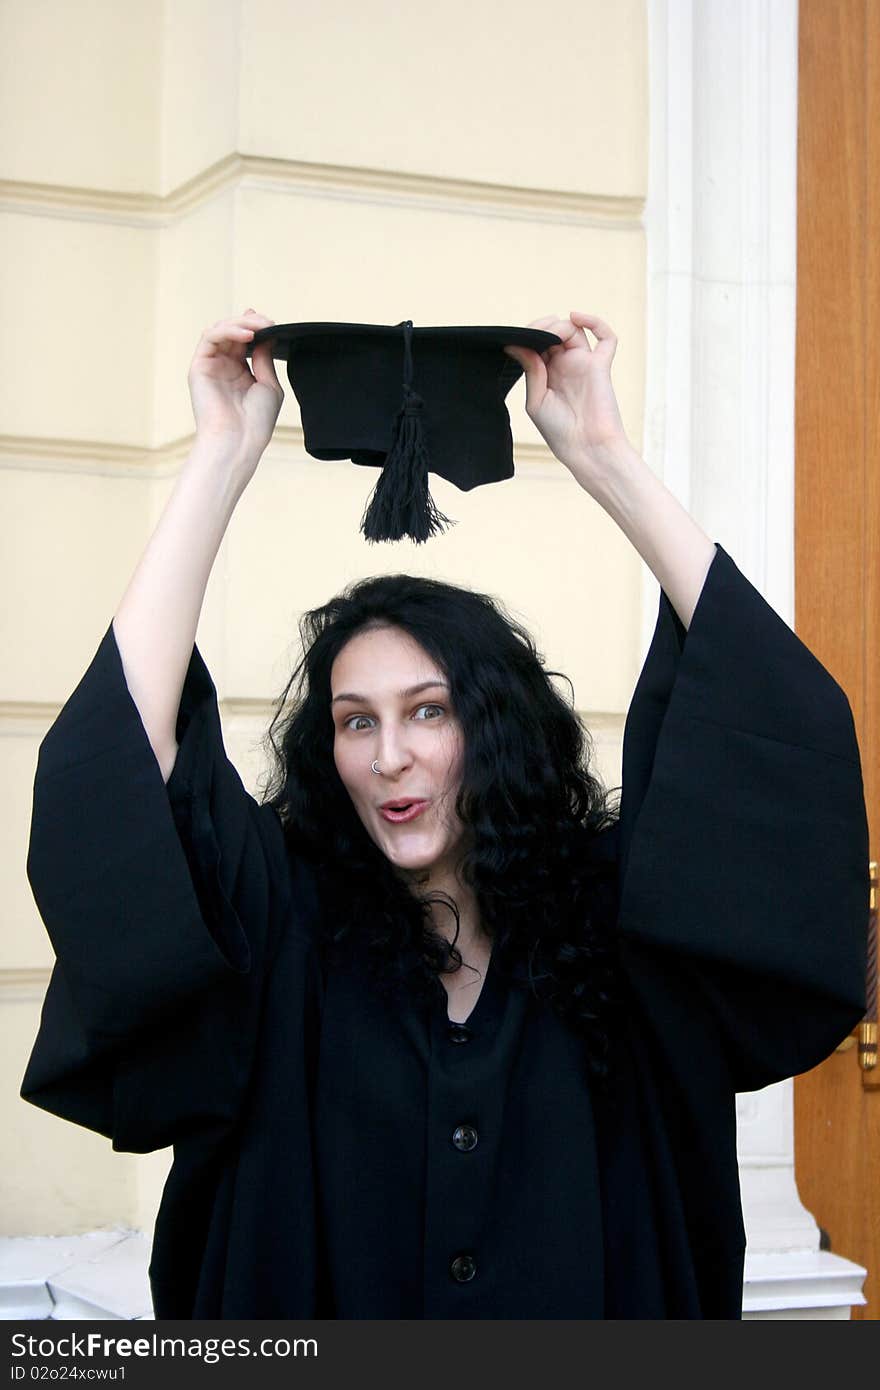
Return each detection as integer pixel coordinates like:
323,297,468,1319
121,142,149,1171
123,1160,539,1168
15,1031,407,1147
343,705,444,732
414,704,444,720
345,715,375,732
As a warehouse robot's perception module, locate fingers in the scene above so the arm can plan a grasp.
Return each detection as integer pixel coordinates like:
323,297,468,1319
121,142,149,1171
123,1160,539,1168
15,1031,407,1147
503,345,539,368
521,311,618,353
189,310,283,396
243,309,277,346
198,310,275,353
242,308,275,330
503,344,547,414
241,311,283,391
568,310,617,348
523,314,578,346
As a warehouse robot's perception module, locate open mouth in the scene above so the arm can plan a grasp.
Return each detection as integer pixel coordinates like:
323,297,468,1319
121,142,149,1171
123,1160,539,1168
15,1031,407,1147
380,801,429,823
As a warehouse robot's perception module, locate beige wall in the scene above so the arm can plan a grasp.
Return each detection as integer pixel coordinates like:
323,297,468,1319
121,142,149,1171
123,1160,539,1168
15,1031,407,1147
0,0,648,1237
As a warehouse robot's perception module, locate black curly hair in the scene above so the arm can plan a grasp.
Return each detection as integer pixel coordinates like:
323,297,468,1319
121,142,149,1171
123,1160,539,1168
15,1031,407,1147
261,573,622,1081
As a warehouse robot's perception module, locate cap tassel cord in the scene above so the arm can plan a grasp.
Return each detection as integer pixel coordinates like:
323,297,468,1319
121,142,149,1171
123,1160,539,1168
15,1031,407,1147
360,321,456,544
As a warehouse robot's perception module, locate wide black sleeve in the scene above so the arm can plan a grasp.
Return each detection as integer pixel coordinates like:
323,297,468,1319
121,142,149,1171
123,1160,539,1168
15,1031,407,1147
612,542,869,1092
20,621,294,1152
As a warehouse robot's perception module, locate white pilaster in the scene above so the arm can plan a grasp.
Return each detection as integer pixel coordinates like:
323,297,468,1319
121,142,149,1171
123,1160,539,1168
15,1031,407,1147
643,0,865,1317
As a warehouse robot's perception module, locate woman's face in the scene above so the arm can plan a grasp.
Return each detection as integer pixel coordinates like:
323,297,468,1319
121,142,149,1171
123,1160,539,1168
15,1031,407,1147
330,624,467,880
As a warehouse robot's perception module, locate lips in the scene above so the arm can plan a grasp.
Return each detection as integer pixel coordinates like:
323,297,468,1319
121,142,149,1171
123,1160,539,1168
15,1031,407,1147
379,800,430,823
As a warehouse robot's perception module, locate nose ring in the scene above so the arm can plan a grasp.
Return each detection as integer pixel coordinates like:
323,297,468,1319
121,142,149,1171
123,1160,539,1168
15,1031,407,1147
371,760,381,775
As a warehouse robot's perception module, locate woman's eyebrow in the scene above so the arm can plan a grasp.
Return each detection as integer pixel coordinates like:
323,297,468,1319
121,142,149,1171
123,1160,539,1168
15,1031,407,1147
330,679,450,707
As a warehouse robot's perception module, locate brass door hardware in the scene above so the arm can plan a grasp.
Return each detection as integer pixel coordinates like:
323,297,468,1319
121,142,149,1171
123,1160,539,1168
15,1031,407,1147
833,860,878,1088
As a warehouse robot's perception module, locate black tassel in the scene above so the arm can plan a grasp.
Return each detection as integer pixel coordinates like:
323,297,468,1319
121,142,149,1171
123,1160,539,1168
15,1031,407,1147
359,321,456,545
360,385,455,544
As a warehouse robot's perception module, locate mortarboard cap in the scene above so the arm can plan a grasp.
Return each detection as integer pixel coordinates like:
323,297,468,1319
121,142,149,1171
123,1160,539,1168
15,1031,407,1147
246,320,562,544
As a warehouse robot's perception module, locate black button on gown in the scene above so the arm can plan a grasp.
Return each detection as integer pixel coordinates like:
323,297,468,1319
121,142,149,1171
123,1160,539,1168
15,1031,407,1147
21,544,869,1319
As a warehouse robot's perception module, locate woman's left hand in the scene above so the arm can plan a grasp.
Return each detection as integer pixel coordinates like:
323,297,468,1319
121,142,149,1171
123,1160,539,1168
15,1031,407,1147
504,311,630,486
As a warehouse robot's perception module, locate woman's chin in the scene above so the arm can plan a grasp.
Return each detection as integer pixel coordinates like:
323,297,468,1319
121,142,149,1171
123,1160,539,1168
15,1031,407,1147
385,843,440,873
377,830,448,874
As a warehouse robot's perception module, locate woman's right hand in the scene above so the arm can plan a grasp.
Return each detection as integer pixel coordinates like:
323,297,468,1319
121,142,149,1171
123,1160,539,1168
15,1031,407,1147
187,310,284,468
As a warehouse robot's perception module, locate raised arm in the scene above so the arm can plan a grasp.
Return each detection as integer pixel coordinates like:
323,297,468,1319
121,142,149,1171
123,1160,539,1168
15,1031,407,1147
503,310,716,629
113,309,283,781
571,436,717,631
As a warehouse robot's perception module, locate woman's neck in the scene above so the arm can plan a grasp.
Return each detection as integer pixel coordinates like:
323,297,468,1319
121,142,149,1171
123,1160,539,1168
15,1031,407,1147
399,862,489,957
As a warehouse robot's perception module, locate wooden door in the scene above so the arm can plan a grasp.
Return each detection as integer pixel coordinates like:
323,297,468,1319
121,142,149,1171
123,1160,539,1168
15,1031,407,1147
793,0,879,1321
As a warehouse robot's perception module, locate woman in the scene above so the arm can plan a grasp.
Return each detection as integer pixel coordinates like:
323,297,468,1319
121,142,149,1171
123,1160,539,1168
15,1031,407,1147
22,310,868,1319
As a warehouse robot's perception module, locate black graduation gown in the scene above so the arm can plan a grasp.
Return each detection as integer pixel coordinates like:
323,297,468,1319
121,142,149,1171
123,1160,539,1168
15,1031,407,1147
21,543,869,1319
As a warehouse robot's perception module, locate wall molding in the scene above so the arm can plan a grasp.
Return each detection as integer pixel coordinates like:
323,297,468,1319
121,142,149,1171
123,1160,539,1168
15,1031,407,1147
0,706,54,732
742,1251,867,1318
0,428,564,482
0,433,190,478
0,152,644,231
0,968,52,1002
0,1231,153,1321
